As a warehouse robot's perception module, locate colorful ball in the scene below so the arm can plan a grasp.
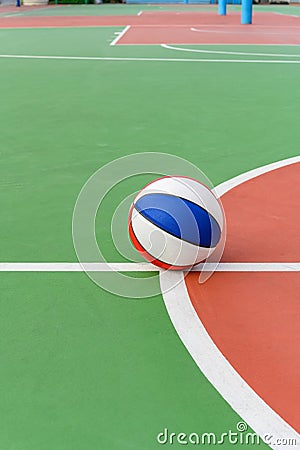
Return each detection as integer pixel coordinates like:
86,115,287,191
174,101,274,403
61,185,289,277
128,176,224,270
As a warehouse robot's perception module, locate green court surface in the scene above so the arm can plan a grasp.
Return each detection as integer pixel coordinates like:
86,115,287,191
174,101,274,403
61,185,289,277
0,6,299,450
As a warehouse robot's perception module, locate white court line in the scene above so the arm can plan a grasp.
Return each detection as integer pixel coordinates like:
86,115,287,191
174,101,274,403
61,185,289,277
160,155,300,450
273,12,299,18
162,43,300,58
190,26,300,36
161,271,300,450
0,262,299,272
0,4,60,17
215,155,300,196
0,23,299,28
188,24,300,28
2,13,24,17
1,54,300,64
110,25,130,46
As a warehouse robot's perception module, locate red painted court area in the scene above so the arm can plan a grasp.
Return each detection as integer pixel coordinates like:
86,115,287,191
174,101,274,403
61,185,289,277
1,11,300,45
117,12,300,45
186,162,300,434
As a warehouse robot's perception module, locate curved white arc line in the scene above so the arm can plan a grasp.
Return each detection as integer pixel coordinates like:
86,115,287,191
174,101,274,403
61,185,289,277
160,156,300,449
215,155,300,197
190,26,300,36
160,272,300,450
161,43,300,59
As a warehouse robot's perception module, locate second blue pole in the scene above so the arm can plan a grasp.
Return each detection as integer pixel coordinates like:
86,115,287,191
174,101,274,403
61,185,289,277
218,0,227,16
241,0,253,24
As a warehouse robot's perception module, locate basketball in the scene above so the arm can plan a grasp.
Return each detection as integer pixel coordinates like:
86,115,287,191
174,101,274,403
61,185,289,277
128,176,224,270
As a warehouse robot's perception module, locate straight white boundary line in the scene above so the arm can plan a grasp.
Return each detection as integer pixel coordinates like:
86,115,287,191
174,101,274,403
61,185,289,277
0,262,299,272
273,12,299,18
2,13,24,18
0,4,62,18
110,25,130,46
162,43,300,58
1,157,299,273
160,156,300,450
1,54,300,64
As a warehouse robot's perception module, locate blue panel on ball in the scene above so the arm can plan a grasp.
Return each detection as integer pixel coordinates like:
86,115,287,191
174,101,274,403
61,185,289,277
134,193,221,248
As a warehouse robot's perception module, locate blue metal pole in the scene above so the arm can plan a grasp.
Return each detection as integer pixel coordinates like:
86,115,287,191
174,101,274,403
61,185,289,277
241,0,252,24
218,0,227,16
